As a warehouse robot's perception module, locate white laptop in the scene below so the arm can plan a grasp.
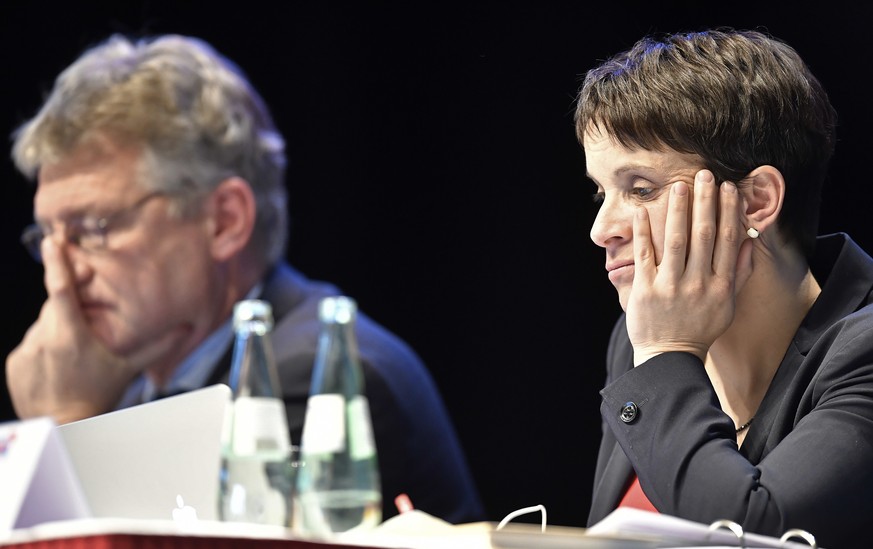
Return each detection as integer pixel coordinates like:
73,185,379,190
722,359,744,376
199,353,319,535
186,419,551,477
56,384,230,522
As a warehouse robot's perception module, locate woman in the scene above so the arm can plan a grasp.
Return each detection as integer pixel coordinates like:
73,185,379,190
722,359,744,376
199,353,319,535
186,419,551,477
577,29,873,548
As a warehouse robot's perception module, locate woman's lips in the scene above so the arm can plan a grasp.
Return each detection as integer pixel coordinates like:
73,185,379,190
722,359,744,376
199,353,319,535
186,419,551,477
607,262,634,285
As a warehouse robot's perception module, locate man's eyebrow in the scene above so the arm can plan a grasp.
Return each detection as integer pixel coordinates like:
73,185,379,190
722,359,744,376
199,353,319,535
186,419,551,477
33,205,97,226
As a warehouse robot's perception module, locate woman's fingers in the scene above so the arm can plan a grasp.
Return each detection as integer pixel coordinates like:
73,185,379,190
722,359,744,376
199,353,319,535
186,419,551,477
659,181,690,280
632,205,656,285
662,171,744,285
686,171,718,275
712,181,745,284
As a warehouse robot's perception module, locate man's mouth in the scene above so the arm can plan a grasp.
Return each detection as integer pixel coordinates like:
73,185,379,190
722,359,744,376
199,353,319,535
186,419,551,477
79,300,110,314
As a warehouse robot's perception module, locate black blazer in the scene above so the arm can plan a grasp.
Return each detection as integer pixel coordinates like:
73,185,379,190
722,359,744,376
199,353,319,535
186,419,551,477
206,262,484,524
588,233,873,549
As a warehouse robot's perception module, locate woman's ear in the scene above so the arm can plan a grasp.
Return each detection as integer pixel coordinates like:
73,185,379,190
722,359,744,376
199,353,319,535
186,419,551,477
742,165,785,234
204,177,257,262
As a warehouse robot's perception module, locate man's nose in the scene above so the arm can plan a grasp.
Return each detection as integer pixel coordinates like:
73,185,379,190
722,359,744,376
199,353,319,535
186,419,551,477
51,236,95,285
65,247,95,284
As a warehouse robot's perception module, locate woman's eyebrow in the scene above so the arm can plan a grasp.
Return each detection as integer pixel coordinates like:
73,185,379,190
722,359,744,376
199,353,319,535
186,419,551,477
585,162,652,182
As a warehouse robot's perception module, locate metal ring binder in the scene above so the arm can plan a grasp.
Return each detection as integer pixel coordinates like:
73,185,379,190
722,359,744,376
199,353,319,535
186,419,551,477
779,528,817,548
707,519,746,548
705,520,818,548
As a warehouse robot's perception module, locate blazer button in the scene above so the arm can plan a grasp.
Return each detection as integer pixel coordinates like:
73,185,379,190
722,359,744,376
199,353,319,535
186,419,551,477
620,402,638,423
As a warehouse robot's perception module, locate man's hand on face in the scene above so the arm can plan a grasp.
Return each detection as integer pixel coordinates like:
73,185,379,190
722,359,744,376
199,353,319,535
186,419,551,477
5,238,142,424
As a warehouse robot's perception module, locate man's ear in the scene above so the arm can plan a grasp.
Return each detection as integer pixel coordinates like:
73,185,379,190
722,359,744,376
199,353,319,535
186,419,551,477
742,165,785,234
204,177,256,262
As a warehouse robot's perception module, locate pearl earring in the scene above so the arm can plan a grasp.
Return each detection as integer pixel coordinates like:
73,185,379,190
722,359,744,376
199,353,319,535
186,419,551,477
747,227,760,239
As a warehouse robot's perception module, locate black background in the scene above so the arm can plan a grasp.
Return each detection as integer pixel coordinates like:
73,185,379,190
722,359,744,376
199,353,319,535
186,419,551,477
1,1,871,527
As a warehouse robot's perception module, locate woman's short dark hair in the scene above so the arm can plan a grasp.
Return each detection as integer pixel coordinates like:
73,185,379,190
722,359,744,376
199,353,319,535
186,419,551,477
575,29,837,259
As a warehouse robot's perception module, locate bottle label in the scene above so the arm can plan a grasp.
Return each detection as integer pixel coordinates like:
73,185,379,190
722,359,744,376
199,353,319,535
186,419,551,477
348,396,376,460
230,396,291,458
300,394,346,454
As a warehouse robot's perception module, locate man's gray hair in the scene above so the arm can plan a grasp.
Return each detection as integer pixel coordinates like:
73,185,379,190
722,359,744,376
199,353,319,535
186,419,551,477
12,34,288,267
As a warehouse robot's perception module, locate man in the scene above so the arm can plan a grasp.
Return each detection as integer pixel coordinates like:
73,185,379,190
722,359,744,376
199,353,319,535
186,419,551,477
6,34,482,524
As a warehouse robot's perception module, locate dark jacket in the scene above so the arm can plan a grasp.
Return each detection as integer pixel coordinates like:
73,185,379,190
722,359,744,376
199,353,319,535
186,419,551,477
589,233,873,549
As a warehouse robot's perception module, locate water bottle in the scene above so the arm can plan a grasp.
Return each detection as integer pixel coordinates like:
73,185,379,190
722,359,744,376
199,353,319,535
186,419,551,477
293,296,381,538
218,299,294,526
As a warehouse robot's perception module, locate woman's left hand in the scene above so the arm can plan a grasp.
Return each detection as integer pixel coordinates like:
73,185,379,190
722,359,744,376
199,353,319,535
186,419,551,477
626,169,753,366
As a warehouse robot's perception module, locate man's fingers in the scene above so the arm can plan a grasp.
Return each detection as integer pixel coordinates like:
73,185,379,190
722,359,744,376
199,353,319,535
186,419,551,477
41,239,83,311
42,238,72,293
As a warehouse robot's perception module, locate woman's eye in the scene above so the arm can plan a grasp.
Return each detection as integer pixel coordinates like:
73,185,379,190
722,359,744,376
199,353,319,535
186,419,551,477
631,187,655,200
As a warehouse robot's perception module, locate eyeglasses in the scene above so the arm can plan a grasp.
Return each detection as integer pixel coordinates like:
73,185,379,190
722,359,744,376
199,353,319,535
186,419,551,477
21,191,168,263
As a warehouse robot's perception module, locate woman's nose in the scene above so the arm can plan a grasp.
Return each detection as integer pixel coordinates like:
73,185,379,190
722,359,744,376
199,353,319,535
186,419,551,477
590,197,632,248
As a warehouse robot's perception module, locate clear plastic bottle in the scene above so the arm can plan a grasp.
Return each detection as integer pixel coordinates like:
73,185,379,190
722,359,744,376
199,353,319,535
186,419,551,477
218,299,294,526
293,296,381,538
